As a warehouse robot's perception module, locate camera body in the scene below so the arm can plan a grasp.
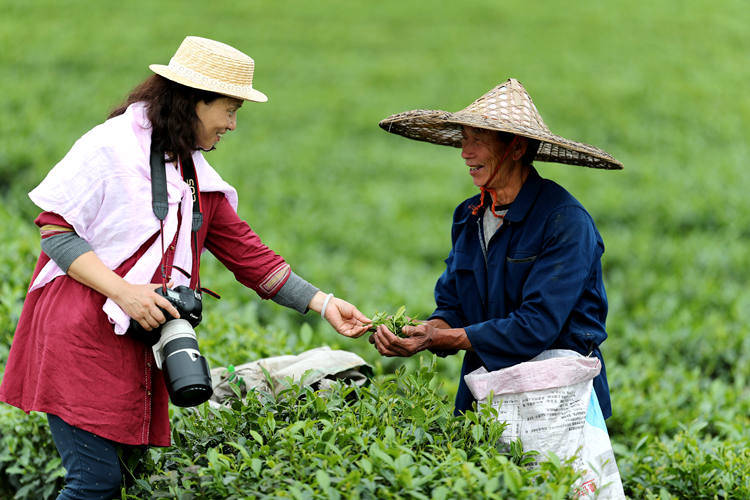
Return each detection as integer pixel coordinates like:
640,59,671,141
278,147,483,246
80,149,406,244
128,285,212,407
127,285,202,344
157,285,203,327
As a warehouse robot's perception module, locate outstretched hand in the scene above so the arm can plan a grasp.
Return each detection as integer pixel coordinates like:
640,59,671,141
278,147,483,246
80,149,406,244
323,297,371,338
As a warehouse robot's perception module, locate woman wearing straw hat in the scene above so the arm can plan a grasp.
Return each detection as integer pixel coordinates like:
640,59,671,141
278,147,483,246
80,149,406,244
371,78,620,420
0,36,370,498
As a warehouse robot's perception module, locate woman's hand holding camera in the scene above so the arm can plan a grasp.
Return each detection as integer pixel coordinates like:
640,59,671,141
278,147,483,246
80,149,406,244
67,251,180,331
115,283,181,331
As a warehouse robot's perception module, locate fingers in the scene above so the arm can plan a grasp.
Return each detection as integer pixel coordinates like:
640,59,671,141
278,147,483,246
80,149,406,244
325,298,372,338
336,318,371,338
334,300,372,324
371,328,397,356
370,325,414,357
121,283,183,331
135,306,163,331
352,308,372,324
337,325,367,338
137,314,160,331
147,283,180,320
401,324,422,337
346,324,371,338
156,296,181,320
373,335,410,356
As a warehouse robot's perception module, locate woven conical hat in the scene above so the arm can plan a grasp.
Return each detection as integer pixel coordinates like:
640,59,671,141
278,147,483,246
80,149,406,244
379,78,622,170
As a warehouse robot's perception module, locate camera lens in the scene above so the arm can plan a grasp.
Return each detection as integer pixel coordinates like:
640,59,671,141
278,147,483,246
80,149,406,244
157,320,213,407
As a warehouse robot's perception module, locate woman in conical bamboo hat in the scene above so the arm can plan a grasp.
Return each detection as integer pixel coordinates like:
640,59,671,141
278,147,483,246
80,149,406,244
371,78,621,420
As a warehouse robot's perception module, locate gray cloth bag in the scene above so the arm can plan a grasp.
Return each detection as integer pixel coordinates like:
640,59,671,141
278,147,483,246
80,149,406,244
209,346,372,405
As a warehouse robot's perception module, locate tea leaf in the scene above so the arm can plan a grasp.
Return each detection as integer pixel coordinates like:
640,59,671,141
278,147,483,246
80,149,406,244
369,305,420,338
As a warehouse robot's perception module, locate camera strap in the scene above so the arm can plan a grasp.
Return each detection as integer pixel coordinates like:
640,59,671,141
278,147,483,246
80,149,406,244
149,144,203,293
148,144,203,231
178,155,207,296
149,144,170,292
149,145,169,222
177,155,203,233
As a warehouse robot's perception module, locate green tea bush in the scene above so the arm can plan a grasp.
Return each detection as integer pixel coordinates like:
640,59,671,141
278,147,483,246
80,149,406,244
0,361,582,499
0,205,37,364
617,422,750,499
2,0,750,497
0,406,64,499
122,361,581,499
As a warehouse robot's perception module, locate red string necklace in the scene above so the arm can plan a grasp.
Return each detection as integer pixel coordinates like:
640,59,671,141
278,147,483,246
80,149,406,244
470,136,519,217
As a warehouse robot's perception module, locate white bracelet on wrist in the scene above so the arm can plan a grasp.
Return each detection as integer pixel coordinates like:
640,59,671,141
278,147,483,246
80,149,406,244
320,293,334,319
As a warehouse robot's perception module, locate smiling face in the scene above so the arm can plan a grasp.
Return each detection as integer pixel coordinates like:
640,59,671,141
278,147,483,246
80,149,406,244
194,97,243,150
460,126,510,189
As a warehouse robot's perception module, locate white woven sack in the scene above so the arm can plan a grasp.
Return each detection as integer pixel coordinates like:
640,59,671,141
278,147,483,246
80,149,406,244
464,349,625,499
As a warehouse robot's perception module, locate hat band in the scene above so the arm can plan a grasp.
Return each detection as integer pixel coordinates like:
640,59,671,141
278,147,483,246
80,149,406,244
167,59,255,97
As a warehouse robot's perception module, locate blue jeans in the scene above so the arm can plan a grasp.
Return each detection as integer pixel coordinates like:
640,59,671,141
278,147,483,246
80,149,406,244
47,414,122,500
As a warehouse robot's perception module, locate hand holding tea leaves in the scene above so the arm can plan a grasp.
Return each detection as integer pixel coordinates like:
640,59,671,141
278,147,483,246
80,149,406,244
367,305,419,338
368,306,439,357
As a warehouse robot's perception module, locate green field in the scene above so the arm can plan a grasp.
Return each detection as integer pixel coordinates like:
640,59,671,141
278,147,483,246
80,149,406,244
1,0,749,498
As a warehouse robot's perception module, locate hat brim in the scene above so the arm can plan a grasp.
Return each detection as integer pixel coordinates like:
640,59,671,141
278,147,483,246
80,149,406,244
379,109,623,170
149,64,268,103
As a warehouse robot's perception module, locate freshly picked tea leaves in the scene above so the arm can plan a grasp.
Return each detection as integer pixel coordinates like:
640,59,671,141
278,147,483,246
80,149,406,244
368,305,419,338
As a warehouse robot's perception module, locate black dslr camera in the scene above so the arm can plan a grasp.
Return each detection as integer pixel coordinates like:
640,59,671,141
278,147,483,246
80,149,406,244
157,285,203,327
128,285,212,407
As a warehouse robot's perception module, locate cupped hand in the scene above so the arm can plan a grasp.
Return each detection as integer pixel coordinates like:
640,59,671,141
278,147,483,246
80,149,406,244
115,282,181,331
369,322,435,357
324,297,372,338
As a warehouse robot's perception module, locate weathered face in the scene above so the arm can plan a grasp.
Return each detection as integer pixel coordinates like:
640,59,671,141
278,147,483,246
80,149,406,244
460,126,509,189
194,97,243,150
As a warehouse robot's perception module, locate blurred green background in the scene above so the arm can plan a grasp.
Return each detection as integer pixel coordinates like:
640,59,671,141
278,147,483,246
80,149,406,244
2,0,749,496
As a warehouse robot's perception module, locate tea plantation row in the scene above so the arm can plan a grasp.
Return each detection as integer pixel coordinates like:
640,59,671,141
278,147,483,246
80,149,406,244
1,199,748,497
2,0,750,496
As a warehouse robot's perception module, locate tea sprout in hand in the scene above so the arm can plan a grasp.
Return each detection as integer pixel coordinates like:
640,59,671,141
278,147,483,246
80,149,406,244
368,305,420,338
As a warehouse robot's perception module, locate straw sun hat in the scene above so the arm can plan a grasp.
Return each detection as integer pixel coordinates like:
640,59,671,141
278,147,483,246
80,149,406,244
379,78,622,170
149,36,268,103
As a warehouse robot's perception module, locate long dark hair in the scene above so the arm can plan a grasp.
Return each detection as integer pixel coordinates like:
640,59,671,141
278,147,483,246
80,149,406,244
109,74,223,163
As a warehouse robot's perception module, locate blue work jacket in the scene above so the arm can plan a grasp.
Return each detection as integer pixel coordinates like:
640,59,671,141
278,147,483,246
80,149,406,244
430,167,612,419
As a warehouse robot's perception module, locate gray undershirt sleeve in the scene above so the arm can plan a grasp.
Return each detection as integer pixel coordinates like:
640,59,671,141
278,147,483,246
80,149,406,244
271,271,319,314
40,231,93,272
